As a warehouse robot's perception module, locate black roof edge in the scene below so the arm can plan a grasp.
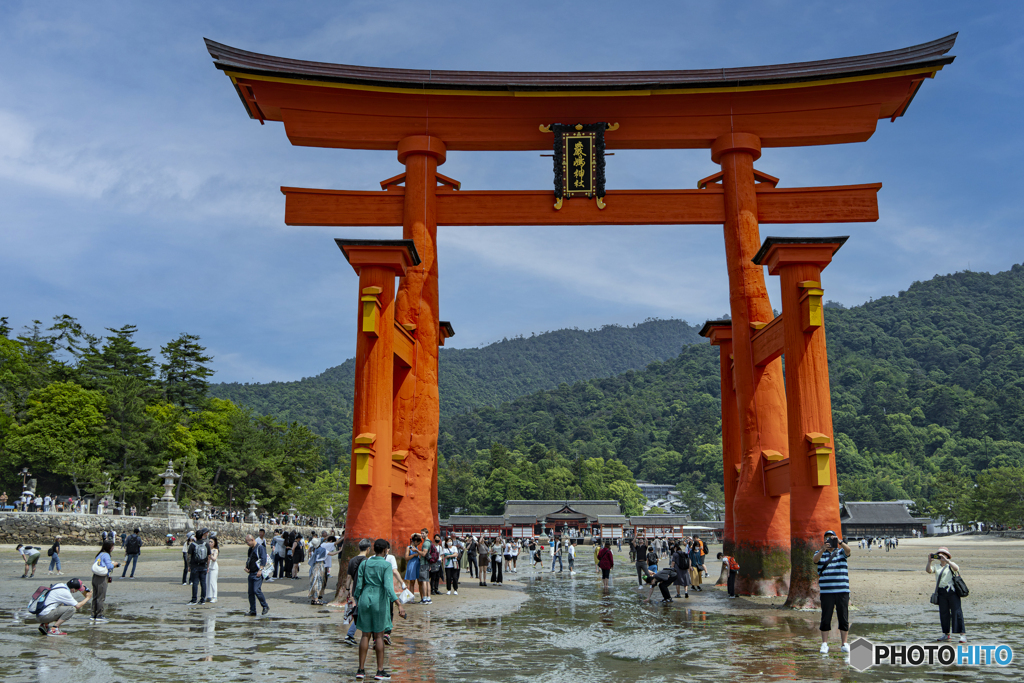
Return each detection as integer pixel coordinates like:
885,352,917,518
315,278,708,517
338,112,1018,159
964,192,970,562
334,238,421,266
440,321,455,337
205,34,956,94
698,319,733,338
752,236,850,266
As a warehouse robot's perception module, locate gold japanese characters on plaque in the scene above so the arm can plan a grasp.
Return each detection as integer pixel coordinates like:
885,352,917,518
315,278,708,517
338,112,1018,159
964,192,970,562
540,122,617,209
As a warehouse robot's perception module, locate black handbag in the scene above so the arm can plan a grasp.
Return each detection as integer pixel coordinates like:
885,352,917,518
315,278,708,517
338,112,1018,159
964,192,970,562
952,570,969,598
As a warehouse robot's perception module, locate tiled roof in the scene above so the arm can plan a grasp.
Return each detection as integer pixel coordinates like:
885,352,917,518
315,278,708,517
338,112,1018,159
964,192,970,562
631,514,691,526
598,515,629,524
840,501,920,525
503,500,622,519
444,515,506,526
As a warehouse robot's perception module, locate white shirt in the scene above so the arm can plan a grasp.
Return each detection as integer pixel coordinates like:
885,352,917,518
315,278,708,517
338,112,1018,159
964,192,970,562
568,545,576,559
385,553,398,574
39,584,78,616
323,542,335,568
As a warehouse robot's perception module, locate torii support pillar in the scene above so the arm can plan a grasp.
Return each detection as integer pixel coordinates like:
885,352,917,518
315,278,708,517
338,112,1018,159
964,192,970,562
713,133,791,595
392,135,446,549
336,238,420,563
699,320,740,554
754,237,846,609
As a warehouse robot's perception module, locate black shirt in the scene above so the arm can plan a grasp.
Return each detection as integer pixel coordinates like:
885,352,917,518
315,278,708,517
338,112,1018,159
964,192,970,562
246,544,267,573
347,555,367,582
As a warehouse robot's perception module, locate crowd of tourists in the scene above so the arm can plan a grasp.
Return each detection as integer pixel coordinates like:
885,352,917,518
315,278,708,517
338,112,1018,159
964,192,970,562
14,522,972,676
857,536,900,551
0,491,139,515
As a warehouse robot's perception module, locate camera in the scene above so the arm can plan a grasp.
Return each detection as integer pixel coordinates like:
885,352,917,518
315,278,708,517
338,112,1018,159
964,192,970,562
827,537,839,549
929,553,937,559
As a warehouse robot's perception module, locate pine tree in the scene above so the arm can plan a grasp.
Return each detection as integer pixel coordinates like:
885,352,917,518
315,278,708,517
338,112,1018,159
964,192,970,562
160,333,214,409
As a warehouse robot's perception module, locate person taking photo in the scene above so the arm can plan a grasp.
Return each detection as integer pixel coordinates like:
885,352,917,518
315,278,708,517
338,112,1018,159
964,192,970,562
25,578,91,636
926,547,967,643
814,530,852,654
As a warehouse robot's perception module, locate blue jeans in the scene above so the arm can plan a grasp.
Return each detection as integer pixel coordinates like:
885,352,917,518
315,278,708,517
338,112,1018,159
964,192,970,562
48,554,61,572
347,620,357,638
551,556,562,571
248,573,267,612
122,553,139,577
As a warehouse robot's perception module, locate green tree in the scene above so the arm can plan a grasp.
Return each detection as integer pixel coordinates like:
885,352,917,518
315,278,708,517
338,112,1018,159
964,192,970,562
160,333,214,409
80,325,155,386
607,479,645,516
296,467,348,518
105,375,160,505
971,467,1024,527
5,382,107,496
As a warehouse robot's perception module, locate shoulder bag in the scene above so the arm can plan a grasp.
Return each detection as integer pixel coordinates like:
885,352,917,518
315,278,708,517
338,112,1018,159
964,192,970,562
92,557,109,577
952,570,969,598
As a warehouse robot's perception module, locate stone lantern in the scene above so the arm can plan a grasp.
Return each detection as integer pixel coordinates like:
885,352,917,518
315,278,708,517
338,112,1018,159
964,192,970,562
247,494,259,523
150,461,186,520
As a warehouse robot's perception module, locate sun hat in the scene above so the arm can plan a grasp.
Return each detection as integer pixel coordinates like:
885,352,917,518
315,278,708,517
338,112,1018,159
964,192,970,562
936,547,952,559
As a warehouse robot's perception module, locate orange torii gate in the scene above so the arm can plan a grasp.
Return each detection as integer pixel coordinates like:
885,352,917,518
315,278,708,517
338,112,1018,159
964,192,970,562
207,34,955,605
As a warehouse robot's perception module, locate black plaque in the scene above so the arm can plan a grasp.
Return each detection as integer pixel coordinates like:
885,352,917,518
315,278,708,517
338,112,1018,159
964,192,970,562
546,122,609,207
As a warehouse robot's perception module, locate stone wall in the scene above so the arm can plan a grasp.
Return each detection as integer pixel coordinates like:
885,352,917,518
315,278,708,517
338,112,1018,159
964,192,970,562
0,512,342,547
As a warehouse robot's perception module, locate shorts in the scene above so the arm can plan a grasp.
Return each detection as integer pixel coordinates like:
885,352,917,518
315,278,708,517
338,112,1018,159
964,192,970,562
419,562,430,581
601,568,610,579
26,554,40,566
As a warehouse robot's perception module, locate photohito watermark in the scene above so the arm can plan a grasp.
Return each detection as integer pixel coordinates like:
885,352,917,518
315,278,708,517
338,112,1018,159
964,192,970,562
848,637,1014,672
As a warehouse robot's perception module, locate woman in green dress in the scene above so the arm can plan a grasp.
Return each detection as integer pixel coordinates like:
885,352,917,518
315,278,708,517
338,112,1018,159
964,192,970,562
354,539,407,680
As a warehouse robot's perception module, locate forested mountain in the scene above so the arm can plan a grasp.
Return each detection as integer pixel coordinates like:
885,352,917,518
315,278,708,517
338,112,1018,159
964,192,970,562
209,319,702,440
435,265,1024,525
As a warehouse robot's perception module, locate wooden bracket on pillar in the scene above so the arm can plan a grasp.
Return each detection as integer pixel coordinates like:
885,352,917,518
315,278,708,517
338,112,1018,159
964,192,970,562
439,321,455,347
805,432,833,486
361,287,383,335
762,449,785,461
799,282,824,331
379,170,461,191
763,455,791,497
353,433,376,486
697,168,779,190
390,459,408,497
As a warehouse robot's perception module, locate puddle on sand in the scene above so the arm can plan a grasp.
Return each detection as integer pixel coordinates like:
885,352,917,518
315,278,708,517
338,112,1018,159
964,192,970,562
2,573,1021,682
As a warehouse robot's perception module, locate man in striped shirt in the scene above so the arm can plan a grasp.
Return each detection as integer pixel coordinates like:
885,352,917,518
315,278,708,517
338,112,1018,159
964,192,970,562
814,530,852,655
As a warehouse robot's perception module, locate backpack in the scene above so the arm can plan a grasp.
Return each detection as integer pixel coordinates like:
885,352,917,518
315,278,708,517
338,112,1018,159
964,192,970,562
728,556,740,571
28,585,54,615
47,547,54,557
125,535,142,555
427,543,440,564
193,541,209,563
700,539,709,555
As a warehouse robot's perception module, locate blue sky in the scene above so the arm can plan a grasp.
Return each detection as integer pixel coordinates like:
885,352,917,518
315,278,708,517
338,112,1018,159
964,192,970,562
2,2,1022,383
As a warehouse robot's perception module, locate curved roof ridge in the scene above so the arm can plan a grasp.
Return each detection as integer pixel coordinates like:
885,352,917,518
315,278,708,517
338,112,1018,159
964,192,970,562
205,34,956,92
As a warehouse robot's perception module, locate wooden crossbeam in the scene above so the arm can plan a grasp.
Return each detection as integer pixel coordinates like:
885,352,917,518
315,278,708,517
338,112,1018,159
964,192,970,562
751,315,786,367
282,184,881,227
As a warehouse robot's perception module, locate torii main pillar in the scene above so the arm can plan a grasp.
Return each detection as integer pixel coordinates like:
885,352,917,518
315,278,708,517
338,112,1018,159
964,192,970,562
392,136,446,548
712,133,792,595
336,239,420,556
755,237,846,608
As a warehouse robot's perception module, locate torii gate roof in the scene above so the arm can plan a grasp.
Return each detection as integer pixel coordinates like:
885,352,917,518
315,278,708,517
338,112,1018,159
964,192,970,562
206,34,955,151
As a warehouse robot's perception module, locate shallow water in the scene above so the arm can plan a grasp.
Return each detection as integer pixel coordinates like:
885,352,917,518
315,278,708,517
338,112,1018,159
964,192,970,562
2,566,1020,682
